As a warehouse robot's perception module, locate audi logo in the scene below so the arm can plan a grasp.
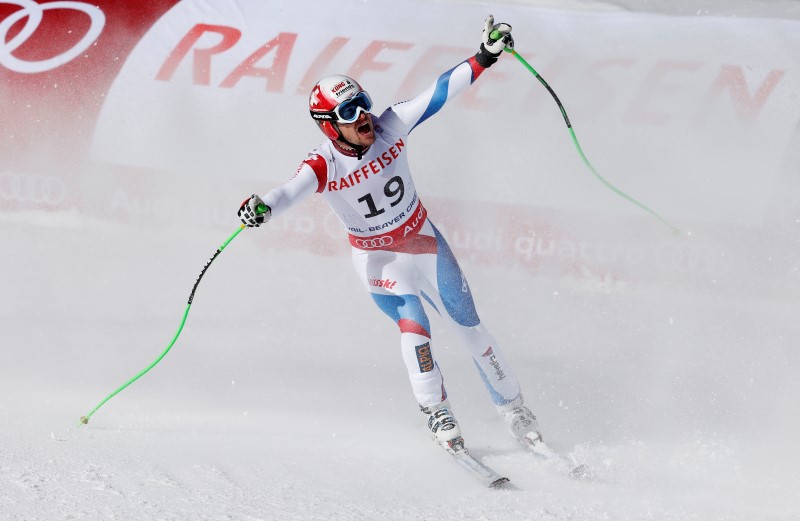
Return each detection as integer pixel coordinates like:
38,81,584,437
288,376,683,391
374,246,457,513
0,0,106,73
355,236,394,249
0,172,66,204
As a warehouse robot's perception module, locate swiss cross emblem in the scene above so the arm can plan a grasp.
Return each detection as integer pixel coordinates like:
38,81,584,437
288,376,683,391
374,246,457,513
309,85,323,108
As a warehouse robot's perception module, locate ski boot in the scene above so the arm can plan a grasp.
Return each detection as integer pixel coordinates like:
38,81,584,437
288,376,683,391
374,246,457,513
421,399,463,453
498,395,592,479
497,394,545,449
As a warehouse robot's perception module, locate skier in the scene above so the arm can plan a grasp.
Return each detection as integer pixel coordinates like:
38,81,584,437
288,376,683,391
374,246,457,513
238,16,541,454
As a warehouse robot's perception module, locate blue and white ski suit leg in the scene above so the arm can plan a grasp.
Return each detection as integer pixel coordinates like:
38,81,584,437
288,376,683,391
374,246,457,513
352,220,521,408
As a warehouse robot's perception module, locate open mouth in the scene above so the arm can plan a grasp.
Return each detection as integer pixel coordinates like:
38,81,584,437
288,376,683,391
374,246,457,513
357,122,372,135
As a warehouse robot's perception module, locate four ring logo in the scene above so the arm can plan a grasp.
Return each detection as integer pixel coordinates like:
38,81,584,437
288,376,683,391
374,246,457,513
0,0,105,73
355,236,394,249
0,172,66,204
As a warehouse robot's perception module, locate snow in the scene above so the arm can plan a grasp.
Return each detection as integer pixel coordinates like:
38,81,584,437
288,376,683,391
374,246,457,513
3,1,800,520
4,211,798,519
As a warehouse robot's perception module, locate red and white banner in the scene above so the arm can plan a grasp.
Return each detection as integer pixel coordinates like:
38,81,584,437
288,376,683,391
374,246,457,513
2,1,799,288
1,0,179,208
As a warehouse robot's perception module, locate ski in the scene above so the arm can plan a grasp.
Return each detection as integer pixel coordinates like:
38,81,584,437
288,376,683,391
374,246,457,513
443,437,511,489
519,433,594,481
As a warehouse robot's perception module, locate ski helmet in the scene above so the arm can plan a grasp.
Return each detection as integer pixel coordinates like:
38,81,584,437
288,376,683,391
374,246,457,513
309,75,372,140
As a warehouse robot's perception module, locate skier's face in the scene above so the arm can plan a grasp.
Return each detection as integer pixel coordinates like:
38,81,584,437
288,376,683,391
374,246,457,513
337,111,375,147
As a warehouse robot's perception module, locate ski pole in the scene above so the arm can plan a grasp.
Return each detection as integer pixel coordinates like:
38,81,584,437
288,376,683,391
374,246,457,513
80,223,248,425
493,31,680,235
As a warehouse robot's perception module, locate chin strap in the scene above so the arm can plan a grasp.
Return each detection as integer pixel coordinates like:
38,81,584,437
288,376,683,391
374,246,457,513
344,140,367,160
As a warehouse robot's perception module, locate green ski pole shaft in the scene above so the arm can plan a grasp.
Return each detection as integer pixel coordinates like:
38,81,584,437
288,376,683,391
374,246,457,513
492,32,680,235
80,224,247,425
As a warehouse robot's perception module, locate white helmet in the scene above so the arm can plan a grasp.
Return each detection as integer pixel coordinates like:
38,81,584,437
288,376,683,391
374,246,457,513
308,75,373,140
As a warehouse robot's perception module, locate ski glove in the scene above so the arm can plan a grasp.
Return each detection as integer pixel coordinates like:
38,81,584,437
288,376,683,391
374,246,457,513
238,194,271,227
476,15,513,68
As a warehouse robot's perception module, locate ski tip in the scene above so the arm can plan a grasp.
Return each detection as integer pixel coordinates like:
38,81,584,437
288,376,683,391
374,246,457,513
569,463,595,482
489,476,513,489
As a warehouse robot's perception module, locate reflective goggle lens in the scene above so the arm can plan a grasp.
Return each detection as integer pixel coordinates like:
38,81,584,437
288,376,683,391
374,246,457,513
335,91,372,123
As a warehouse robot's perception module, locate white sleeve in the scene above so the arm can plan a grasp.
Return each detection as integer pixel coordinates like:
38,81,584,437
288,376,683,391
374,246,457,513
262,164,320,219
385,58,481,135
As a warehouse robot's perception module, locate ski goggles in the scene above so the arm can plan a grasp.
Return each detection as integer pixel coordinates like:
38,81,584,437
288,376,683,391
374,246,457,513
332,91,373,123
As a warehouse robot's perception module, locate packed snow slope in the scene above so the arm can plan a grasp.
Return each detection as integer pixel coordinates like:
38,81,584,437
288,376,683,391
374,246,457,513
3,217,798,521
4,209,799,520
2,1,799,520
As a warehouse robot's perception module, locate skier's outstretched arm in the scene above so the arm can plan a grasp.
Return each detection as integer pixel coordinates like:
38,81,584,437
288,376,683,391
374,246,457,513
238,155,327,227
387,15,513,134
